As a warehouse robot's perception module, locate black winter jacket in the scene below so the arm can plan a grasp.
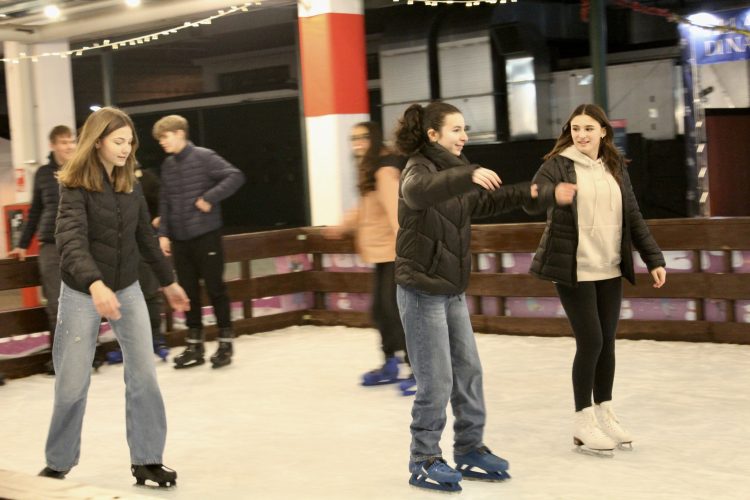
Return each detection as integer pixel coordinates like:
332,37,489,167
158,143,245,241
19,153,61,247
395,143,542,295
527,155,665,287
56,170,174,294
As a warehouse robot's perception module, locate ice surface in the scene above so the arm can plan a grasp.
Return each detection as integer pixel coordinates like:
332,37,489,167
1,325,748,499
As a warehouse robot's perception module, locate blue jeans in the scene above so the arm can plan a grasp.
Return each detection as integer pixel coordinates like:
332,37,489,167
45,281,167,471
396,285,486,462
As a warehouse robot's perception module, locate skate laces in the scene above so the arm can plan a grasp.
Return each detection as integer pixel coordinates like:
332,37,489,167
598,406,620,428
605,407,620,423
424,457,453,473
579,410,611,438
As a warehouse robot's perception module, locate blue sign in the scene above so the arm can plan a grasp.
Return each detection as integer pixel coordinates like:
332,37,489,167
688,8,750,65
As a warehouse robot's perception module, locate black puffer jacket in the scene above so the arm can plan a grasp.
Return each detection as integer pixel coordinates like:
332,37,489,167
56,170,174,294
158,143,245,241
18,153,61,247
527,154,665,287
395,143,540,295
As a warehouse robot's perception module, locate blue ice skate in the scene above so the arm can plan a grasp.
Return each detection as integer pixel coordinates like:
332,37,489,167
154,344,169,362
454,446,510,481
398,375,416,396
362,356,400,386
106,350,123,365
409,457,462,493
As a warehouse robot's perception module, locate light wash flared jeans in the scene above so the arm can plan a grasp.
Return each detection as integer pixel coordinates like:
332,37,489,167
44,281,167,471
397,285,486,462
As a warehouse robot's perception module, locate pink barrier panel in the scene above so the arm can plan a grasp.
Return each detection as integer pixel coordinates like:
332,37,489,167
322,253,371,313
2,251,749,359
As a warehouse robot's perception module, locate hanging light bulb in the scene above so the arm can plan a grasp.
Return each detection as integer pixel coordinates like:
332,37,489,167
44,4,61,19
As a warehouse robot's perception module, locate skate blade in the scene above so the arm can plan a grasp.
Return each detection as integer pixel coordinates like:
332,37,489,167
617,442,633,451
173,359,205,369
573,446,614,458
134,478,177,489
398,381,417,396
361,378,400,386
211,360,232,369
409,475,462,493
456,465,511,482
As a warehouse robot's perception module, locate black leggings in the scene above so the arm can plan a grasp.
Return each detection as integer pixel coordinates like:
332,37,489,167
555,277,623,412
372,262,408,364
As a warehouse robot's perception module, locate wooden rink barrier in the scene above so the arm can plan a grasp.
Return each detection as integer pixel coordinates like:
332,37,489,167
1,217,749,380
0,469,153,499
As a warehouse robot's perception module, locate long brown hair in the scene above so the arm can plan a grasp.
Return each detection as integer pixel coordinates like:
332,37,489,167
354,121,386,195
58,107,138,193
394,101,462,156
544,103,624,185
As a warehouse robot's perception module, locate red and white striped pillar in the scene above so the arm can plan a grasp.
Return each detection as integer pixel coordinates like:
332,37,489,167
298,0,368,226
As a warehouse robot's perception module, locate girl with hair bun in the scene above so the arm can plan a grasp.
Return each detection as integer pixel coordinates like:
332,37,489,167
393,101,576,492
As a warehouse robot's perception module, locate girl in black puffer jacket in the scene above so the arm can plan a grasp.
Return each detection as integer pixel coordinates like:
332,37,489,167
40,107,190,487
528,103,666,456
394,102,574,492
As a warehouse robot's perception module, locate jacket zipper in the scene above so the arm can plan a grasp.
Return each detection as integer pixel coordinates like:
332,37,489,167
114,190,122,291
567,159,579,286
458,193,463,284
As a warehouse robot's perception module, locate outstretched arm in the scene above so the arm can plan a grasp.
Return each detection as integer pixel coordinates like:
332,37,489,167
472,181,535,218
400,162,477,210
524,158,577,214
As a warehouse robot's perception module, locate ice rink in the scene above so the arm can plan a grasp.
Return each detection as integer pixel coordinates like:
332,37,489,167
1,325,749,500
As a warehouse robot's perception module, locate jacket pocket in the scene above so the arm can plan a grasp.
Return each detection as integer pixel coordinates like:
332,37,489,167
428,241,444,275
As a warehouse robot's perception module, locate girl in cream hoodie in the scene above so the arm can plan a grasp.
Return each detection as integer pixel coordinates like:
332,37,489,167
528,104,667,457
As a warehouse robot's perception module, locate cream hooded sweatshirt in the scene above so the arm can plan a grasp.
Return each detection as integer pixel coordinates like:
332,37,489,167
560,145,623,281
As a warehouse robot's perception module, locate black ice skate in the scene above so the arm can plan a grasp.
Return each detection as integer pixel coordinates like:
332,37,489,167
131,464,177,488
174,329,205,369
38,467,68,479
210,329,234,368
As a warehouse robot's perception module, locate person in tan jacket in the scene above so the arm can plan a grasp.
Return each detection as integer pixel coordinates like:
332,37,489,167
324,121,413,395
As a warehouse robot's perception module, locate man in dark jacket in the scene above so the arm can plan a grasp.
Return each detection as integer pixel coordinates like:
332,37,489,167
9,125,75,375
153,115,245,369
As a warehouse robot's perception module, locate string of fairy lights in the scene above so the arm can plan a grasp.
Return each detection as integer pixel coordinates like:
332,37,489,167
0,2,263,64
2,0,745,65
397,0,749,37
